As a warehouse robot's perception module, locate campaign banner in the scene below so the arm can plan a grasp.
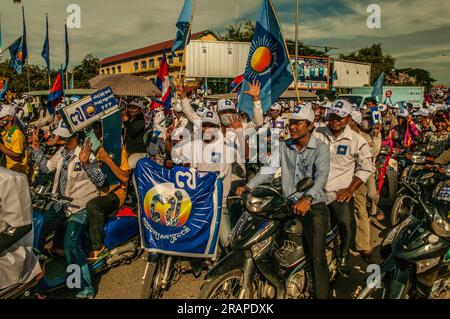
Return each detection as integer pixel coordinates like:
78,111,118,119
370,107,383,125
134,158,222,258
289,56,330,90
60,87,118,133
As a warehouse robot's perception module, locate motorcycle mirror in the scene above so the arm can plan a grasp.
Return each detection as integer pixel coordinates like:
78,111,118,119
296,177,315,193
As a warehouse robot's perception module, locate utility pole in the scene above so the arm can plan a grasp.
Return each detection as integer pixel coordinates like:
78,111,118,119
294,0,299,93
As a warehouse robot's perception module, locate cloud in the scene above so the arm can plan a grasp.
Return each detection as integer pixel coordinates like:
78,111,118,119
0,0,449,83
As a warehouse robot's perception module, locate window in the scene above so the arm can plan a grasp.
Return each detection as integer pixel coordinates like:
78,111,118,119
150,59,155,68
106,68,110,74
134,62,139,71
117,66,122,73
178,54,183,63
101,69,105,74
112,67,116,74
168,55,173,64
141,60,147,69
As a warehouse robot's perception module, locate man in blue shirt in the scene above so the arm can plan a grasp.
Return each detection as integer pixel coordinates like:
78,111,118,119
237,104,331,299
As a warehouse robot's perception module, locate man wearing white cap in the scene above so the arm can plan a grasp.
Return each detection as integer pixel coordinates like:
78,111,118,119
313,100,374,277
0,104,29,175
238,104,332,299
30,121,101,298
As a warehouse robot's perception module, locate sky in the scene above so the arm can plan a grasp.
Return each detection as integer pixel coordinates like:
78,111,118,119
1,0,449,84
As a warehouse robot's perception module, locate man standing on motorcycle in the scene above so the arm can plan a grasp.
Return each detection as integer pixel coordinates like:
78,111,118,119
313,100,374,278
237,104,332,299
30,121,101,299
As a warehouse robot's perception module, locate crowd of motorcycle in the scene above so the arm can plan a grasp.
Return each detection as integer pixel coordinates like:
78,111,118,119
0,91,449,300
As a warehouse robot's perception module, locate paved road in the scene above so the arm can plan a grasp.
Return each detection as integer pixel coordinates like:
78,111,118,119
91,218,386,299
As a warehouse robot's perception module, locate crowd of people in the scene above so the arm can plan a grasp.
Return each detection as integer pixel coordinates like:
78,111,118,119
0,82,449,299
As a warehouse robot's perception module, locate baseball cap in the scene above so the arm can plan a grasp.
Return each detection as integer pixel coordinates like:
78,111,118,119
328,100,353,118
270,103,282,111
202,111,220,126
128,98,145,109
413,108,430,117
289,104,315,123
196,107,208,118
397,108,409,118
351,110,362,125
52,120,73,139
217,99,236,112
55,102,66,112
393,103,400,109
0,105,16,118
378,104,387,112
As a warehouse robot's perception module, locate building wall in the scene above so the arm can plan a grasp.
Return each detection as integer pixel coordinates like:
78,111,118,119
99,33,219,80
332,59,371,88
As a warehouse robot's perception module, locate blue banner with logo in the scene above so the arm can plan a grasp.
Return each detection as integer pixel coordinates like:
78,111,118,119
134,158,222,258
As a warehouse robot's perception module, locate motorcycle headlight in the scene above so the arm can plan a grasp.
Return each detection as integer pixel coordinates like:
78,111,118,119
411,154,426,164
416,257,441,274
245,195,273,214
431,211,450,238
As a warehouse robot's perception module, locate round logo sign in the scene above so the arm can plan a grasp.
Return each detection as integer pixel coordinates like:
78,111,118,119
386,90,393,98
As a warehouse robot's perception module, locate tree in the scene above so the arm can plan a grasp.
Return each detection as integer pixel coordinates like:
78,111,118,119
396,68,436,91
72,54,100,88
339,44,396,85
221,20,256,42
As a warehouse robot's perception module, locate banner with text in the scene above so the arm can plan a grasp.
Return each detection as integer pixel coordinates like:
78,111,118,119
289,56,330,90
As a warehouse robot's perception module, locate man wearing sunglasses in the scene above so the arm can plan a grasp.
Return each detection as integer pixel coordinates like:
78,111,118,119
313,100,374,278
30,120,100,298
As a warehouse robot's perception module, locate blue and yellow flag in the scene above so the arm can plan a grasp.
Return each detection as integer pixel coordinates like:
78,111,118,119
9,36,26,75
172,0,193,57
41,14,50,74
239,0,293,117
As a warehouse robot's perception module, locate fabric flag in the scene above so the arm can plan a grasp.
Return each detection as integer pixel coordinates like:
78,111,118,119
155,50,172,114
134,158,222,258
230,74,244,93
8,37,26,74
239,0,293,117
64,23,69,72
47,69,64,115
371,72,384,101
41,15,50,74
172,0,193,56
21,6,28,64
0,81,7,101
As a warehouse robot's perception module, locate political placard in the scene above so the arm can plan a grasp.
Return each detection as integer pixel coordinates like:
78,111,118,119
60,87,118,133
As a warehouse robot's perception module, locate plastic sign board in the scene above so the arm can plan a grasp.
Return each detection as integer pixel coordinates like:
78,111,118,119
60,87,118,133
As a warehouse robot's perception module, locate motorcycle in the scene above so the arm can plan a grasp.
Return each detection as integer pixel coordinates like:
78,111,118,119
198,177,340,299
390,150,430,226
355,165,450,299
3,191,142,298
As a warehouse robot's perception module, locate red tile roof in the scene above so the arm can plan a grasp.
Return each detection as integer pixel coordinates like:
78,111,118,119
100,30,215,66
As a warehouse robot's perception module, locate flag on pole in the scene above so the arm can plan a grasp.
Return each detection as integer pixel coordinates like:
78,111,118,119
238,0,293,117
230,74,244,93
155,50,172,114
41,14,50,74
47,69,64,115
172,0,193,56
9,36,26,74
0,81,7,101
64,23,69,72
21,6,28,63
371,72,384,101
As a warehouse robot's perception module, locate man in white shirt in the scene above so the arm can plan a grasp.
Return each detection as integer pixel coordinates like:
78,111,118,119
0,167,42,290
313,100,374,277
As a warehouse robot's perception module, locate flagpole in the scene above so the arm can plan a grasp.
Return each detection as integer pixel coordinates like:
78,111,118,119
26,61,31,92
270,0,301,104
294,0,299,102
177,0,196,86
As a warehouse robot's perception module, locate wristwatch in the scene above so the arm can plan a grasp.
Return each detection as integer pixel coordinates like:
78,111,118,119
302,194,313,202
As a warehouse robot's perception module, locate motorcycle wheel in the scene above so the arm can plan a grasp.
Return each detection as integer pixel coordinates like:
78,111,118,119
391,196,413,226
140,254,165,299
198,269,258,299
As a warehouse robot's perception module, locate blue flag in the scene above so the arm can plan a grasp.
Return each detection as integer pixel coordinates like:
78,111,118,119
9,36,26,74
0,81,7,101
64,23,69,72
41,15,50,74
172,0,193,56
134,159,222,258
21,6,28,64
371,72,384,101
239,0,293,117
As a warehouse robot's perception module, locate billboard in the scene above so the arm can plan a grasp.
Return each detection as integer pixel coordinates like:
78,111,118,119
332,59,371,88
289,56,330,90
